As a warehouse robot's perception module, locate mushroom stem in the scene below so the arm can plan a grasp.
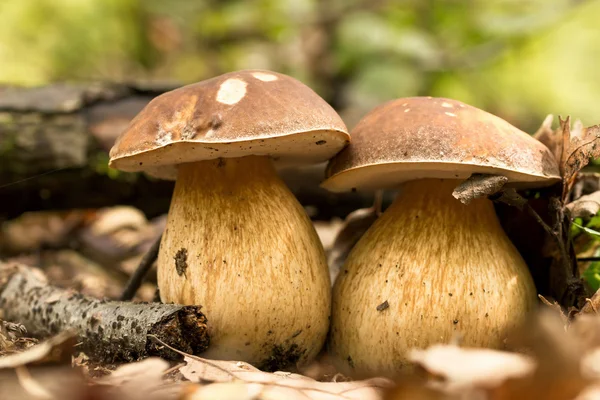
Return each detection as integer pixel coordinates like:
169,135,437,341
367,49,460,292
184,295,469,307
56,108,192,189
329,178,537,378
157,155,331,370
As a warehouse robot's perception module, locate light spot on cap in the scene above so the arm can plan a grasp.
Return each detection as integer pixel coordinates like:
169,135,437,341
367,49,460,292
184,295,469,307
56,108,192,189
216,78,247,105
445,112,457,117
205,129,215,138
252,72,278,82
404,108,410,113
156,127,173,146
441,102,453,108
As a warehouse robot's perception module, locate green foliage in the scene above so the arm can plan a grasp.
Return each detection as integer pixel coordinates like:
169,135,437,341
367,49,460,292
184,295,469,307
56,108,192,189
572,218,600,290
0,0,599,131
583,257,600,292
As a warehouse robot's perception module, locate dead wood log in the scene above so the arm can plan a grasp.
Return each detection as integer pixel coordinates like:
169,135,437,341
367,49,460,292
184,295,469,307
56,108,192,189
0,263,209,362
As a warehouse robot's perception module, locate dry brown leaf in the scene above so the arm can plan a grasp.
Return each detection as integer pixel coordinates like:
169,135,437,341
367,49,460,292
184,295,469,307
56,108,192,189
0,330,75,369
97,357,170,387
452,174,509,205
88,206,148,236
566,190,600,219
180,377,391,400
560,119,600,199
15,366,56,400
150,338,393,400
328,191,383,283
93,358,182,400
533,114,559,160
0,211,87,254
408,344,535,392
314,218,345,254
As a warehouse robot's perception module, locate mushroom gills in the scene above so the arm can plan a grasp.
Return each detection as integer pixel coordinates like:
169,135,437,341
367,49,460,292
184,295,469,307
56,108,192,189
329,178,536,378
158,155,331,369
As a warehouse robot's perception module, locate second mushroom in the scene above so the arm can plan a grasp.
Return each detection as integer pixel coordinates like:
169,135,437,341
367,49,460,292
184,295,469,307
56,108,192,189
321,97,560,378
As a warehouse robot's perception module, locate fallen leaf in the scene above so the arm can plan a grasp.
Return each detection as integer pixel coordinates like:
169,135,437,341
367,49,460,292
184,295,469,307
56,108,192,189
408,344,535,391
452,174,508,205
567,190,600,219
180,378,392,400
154,337,393,400
328,191,383,283
0,211,87,254
0,330,75,369
88,206,148,236
533,114,559,160
560,119,600,199
93,358,181,400
97,357,170,387
15,366,56,400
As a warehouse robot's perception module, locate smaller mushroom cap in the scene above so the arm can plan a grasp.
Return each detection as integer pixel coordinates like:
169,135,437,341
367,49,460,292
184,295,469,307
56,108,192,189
322,97,561,192
109,70,350,179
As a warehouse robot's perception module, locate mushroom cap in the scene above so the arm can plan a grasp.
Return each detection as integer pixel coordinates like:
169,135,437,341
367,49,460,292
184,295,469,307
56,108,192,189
108,70,350,179
322,97,561,192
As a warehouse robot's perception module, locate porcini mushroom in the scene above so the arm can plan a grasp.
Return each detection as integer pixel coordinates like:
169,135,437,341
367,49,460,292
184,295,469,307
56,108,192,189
321,97,560,378
108,70,350,369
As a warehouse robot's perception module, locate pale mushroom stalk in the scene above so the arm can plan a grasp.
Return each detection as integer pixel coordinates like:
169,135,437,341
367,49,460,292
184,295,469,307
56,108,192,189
329,178,535,378
158,155,330,365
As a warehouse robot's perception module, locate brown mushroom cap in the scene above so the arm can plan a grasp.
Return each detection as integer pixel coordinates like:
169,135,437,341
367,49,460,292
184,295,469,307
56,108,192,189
109,70,349,179
322,97,561,192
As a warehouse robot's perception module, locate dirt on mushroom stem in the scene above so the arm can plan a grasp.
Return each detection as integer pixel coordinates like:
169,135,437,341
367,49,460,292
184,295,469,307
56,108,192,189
157,155,331,370
328,178,537,379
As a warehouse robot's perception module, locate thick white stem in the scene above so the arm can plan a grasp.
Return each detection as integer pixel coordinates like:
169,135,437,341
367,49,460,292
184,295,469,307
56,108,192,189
157,156,331,369
328,178,536,378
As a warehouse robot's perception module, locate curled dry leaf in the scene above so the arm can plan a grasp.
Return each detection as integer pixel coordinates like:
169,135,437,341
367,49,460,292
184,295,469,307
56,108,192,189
566,190,600,219
533,114,559,160
0,330,75,369
451,174,509,205
408,344,535,392
155,337,393,400
560,119,600,199
94,357,182,400
97,357,170,387
328,191,383,283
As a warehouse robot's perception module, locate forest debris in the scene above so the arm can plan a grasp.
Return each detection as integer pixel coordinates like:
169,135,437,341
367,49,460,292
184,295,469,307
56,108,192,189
566,190,600,219
97,357,169,386
409,345,535,391
0,210,88,254
0,263,209,362
0,331,75,369
15,365,58,400
579,290,600,315
120,233,163,301
87,206,147,236
452,174,509,205
314,218,344,254
94,357,183,400
490,188,528,210
156,337,393,400
41,249,126,299
78,207,162,267
558,118,600,199
533,114,560,160
328,191,383,283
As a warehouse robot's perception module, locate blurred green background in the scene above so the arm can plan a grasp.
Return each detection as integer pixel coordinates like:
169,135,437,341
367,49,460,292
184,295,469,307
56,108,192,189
1,0,598,131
